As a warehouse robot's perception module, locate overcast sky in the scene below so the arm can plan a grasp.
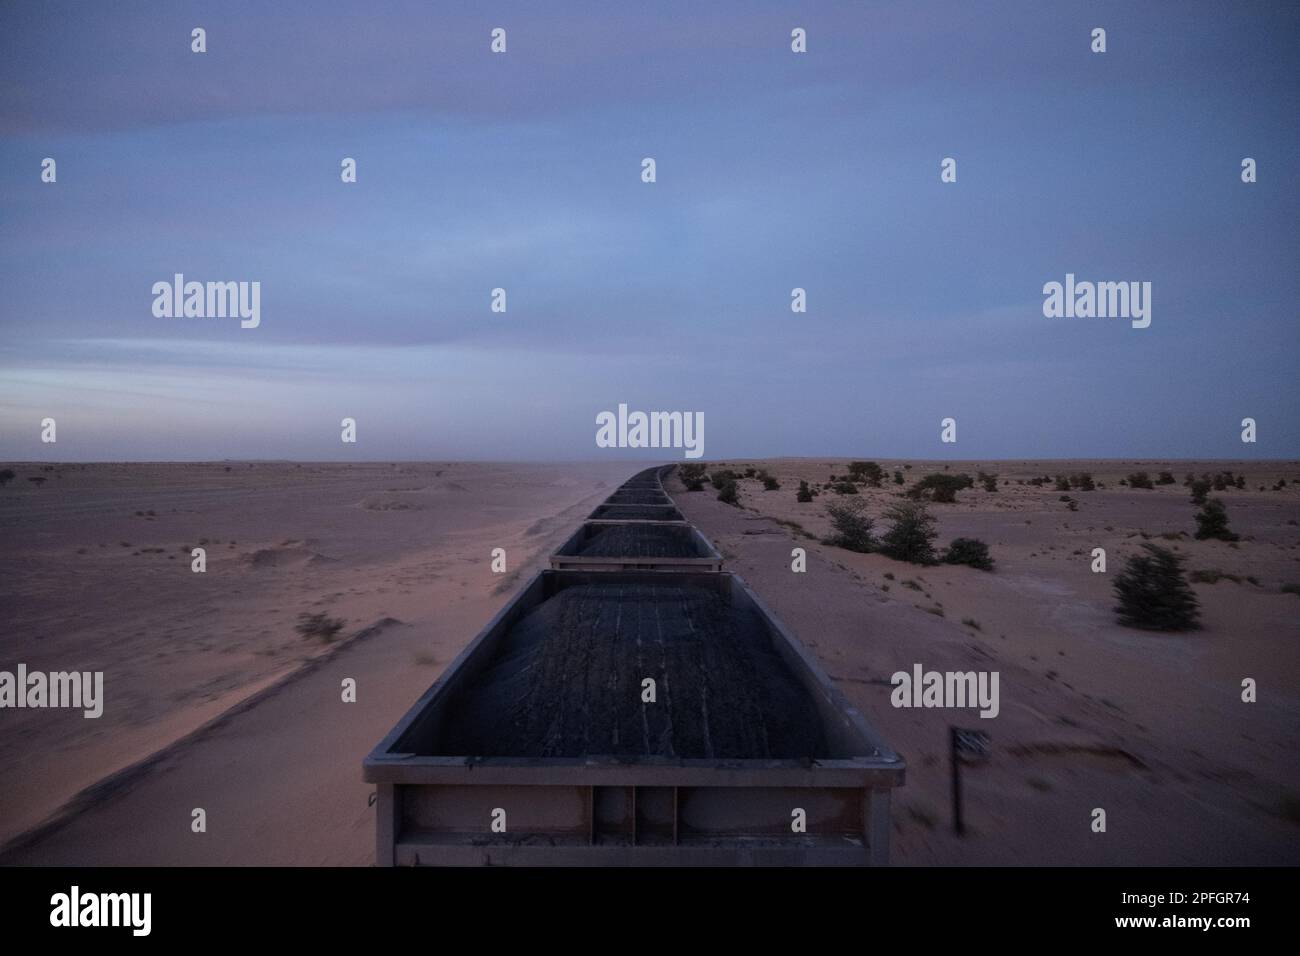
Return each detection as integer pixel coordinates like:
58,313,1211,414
1,0,1297,461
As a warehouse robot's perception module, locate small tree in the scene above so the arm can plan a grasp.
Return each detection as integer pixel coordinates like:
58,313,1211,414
892,470,904,485
1112,544,1200,631
942,538,994,571
824,498,876,553
879,501,938,565
1189,479,1211,505
1194,498,1238,541
907,473,972,504
796,480,814,503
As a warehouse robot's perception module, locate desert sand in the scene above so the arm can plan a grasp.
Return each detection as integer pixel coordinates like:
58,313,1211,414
0,461,631,860
666,459,1300,864
1,458,1297,865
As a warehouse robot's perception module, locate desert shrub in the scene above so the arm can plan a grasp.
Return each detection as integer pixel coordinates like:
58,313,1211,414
978,472,999,492
907,473,972,504
1157,471,1176,485
796,480,814,503
847,461,884,487
1112,544,1200,631
1127,472,1155,490
28,476,46,487
710,470,737,490
1189,479,1211,504
824,498,877,553
717,480,739,506
1070,472,1096,491
743,467,757,478
942,537,994,571
1235,475,1245,489
879,501,938,565
833,481,859,495
893,470,904,485
296,612,345,642
761,474,780,491
1054,475,1071,492
1194,498,1238,541
0,468,14,487
684,478,705,491
678,463,706,483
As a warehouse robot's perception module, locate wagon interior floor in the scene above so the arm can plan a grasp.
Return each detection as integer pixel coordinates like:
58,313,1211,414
575,524,700,559
432,583,824,760
591,505,681,520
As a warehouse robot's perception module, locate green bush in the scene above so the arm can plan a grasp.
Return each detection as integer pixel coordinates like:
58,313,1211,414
832,481,859,495
1194,498,1238,541
1112,544,1200,631
893,470,904,485
978,472,999,492
824,498,876,553
796,480,813,503
762,474,781,491
879,501,938,565
1127,472,1155,490
1157,471,1176,485
1070,472,1096,491
1189,479,1211,505
942,537,994,571
717,480,739,506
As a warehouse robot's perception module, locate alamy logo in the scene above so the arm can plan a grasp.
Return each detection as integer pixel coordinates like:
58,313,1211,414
152,273,261,328
1042,273,1151,328
595,403,704,459
50,886,151,936
891,664,999,719
0,664,103,718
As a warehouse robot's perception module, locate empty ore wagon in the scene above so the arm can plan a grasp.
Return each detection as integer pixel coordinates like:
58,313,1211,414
588,502,684,522
364,569,903,866
550,521,722,572
603,489,672,506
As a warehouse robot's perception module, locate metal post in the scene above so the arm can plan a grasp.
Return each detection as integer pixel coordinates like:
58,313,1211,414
950,726,964,836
